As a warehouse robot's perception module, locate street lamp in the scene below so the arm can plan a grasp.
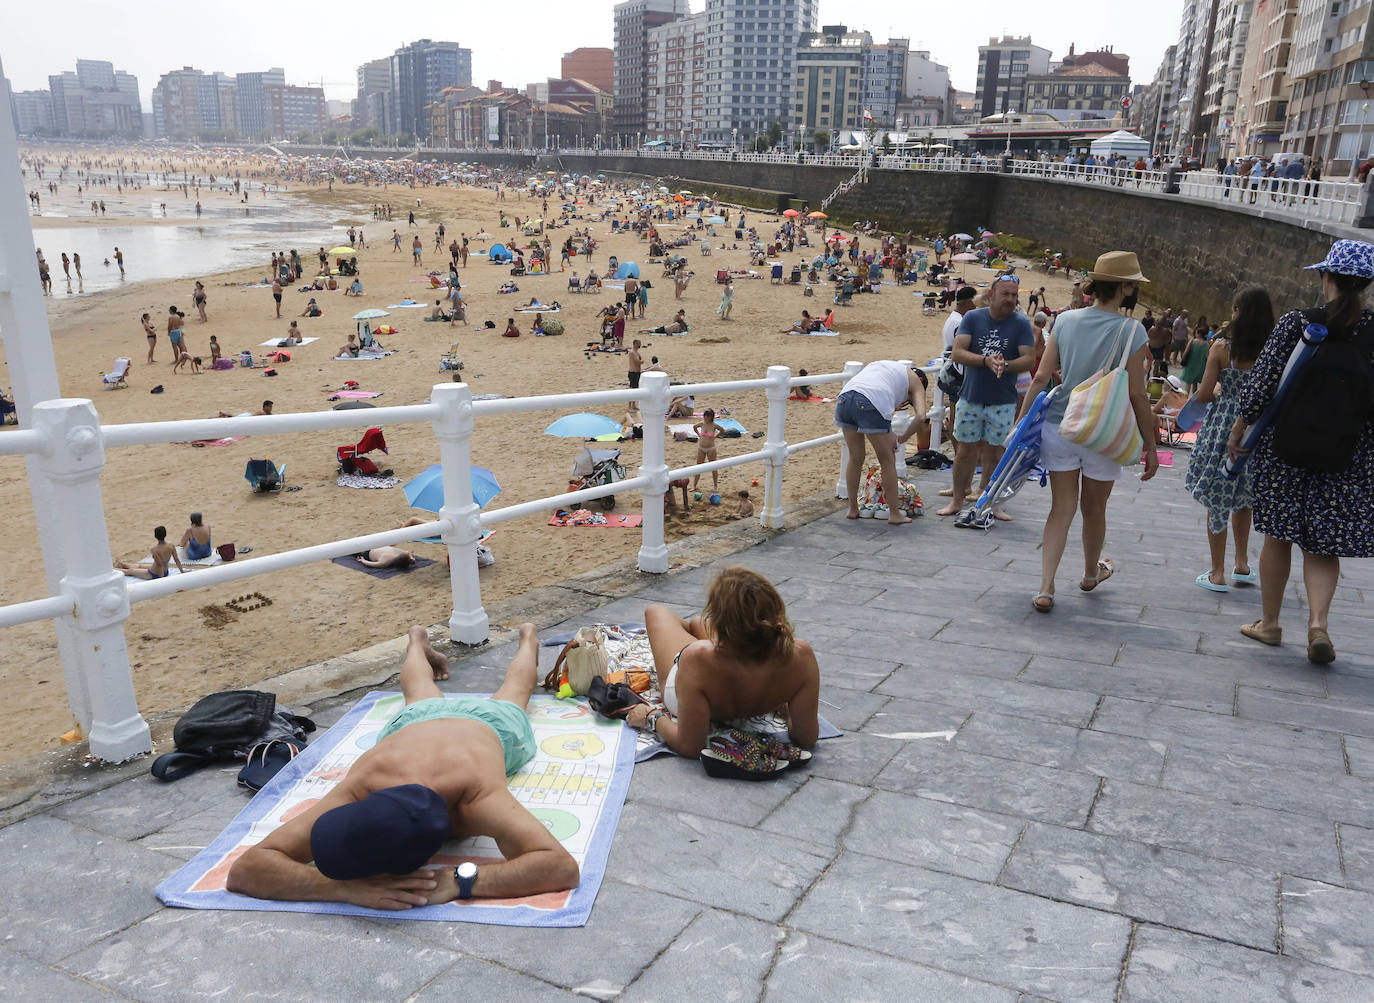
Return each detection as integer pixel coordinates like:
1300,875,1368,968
1005,106,1016,157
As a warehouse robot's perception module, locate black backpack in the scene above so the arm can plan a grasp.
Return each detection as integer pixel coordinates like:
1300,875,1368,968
151,690,314,782
1273,310,1374,474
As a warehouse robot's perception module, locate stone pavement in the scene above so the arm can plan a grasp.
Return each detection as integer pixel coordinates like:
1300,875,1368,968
3,455,1374,1001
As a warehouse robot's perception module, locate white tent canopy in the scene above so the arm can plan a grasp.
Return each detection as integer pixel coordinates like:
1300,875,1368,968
1090,130,1151,158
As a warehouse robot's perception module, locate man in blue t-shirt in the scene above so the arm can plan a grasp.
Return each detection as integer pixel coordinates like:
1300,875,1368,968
938,276,1036,520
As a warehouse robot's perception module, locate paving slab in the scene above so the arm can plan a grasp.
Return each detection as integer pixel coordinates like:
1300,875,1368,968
843,789,1023,882
789,850,1130,999
1280,876,1374,975
757,776,873,849
951,710,1167,785
876,665,1101,727
0,945,118,1001
622,910,779,1003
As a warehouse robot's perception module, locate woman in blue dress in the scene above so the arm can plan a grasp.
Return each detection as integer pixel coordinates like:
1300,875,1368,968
1185,287,1274,592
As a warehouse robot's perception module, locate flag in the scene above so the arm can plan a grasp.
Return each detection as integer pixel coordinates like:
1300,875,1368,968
862,108,874,122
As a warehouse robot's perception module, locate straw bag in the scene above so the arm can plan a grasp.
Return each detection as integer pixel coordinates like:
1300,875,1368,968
1059,317,1144,465
544,626,609,696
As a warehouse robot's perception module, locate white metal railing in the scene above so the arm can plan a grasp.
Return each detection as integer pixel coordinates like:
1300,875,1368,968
0,360,945,762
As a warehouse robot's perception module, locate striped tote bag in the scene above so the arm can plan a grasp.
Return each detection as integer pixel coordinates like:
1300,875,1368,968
1058,317,1144,465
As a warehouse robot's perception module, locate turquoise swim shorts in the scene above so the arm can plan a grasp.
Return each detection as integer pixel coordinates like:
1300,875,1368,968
378,697,536,775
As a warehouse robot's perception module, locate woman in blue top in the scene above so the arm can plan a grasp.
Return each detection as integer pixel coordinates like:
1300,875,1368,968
1017,251,1160,613
180,511,213,561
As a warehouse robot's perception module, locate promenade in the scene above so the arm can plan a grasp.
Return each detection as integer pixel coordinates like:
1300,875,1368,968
3,456,1373,999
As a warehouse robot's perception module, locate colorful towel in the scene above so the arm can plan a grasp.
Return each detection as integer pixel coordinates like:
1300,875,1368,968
330,555,436,578
328,390,382,400
789,395,836,403
154,691,635,927
335,474,400,489
174,436,246,446
257,337,319,348
788,328,838,337
333,352,393,361
548,512,643,528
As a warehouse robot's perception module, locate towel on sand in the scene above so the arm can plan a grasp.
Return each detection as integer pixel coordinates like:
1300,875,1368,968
330,554,436,578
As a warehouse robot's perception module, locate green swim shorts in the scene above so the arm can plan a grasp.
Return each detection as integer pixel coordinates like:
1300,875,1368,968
378,697,536,775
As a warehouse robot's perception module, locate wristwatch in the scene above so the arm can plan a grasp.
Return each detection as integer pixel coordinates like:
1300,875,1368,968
646,709,667,733
454,860,478,900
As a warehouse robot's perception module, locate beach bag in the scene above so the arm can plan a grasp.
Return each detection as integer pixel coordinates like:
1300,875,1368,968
936,355,963,401
1273,316,1374,474
544,626,610,696
857,464,923,517
1058,317,1144,465
151,690,314,782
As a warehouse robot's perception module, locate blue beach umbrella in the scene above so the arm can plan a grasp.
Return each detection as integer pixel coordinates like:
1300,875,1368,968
403,463,502,512
707,216,726,225
544,413,624,438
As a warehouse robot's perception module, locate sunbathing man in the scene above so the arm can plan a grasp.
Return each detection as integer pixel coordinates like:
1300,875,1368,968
355,546,417,569
226,624,580,908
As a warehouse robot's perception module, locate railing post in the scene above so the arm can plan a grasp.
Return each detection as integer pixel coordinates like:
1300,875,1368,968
637,371,671,573
431,382,488,644
30,399,150,762
834,360,863,498
892,359,915,479
761,364,791,528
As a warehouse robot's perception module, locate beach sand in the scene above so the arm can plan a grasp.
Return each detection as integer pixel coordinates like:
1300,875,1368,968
0,161,1080,760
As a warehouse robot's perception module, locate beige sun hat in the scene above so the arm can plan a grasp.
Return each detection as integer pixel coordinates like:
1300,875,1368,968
1086,250,1150,283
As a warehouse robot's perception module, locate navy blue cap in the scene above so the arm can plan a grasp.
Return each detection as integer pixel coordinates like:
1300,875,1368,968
310,784,450,880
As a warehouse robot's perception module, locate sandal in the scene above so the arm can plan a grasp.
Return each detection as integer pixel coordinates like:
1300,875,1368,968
1031,592,1055,613
1240,620,1283,647
1231,569,1258,585
1080,559,1115,592
1195,572,1229,593
699,729,791,781
1307,628,1335,665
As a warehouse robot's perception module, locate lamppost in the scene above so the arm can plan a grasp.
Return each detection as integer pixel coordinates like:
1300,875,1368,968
1005,106,1016,157
732,127,738,152
1350,79,1372,180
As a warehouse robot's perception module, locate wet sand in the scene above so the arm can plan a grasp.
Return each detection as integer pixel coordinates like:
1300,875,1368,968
0,162,1080,761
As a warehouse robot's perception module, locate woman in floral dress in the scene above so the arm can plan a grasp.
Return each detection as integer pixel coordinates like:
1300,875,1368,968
1185,287,1274,592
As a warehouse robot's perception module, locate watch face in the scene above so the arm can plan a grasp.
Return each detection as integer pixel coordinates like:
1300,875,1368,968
457,861,478,880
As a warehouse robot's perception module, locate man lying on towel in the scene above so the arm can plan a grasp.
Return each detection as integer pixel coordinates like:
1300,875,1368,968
227,624,579,910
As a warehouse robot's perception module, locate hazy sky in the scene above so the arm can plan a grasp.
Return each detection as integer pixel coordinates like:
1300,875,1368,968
0,0,1182,109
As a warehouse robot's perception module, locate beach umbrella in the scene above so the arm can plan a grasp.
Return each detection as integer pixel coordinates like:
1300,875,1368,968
950,251,980,279
807,211,828,219
782,208,801,217
546,170,558,175
329,246,358,256
544,413,624,438
982,231,996,239
352,308,390,320
707,215,726,224
332,400,376,411
953,232,974,241
404,463,502,512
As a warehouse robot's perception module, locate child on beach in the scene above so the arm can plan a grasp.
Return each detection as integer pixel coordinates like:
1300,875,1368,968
209,336,221,362
692,408,722,492
115,526,184,580
726,490,754,521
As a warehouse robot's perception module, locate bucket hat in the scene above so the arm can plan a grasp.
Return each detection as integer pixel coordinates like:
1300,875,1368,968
1304,239,1374,278
1086,251,1150,283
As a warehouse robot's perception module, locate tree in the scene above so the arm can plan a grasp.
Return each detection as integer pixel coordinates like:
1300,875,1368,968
766,121,783,148
813,130,830,152
881,132,892,153
751,133,771,152
321,129,339,145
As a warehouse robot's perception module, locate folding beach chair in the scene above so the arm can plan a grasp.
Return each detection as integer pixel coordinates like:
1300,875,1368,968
770,264,784,284
834,280,854,306
245,457,286,493
102,357,131,390
959,388,1058,530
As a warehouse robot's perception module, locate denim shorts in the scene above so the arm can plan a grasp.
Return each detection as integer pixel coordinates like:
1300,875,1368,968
833,390,891,434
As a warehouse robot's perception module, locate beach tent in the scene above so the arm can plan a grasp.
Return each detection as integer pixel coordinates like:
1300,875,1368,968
615,261,641,279
1090,130,1151,158
489,243,512,263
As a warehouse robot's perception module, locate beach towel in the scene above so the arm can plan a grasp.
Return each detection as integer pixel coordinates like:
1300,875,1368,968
174,436,246,447
548,512,643,528
257,337,319,348
788,328,838,337
516,306,561,314
789,395,836,403
330,555,436,578
335,474,400,489
139,547,223,569
154,691,634,927
1152,449,1174,468
671,418,747,438
210,359,236,370
537,626,841,763
327,390,382,400
386,301,428,309
333,351,393,361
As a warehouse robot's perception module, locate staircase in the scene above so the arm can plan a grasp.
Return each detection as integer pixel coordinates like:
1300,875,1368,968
821,162,868,212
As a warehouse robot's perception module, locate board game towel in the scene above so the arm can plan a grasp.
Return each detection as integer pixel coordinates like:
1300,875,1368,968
156,691,634,926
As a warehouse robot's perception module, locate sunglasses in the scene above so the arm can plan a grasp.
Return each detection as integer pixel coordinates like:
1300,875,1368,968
993,274,1021,285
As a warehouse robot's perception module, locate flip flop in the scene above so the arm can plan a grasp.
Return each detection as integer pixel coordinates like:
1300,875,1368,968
1231,569,1258,585
1032,592,1055,613
1240,620,1283,646
236,740,302,792
1080,559,1115,592
1195,572,1229,593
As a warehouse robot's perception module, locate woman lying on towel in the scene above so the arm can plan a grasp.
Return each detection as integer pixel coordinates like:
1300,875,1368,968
623,567,820,758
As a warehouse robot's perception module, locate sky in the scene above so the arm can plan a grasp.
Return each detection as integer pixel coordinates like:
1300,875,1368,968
0,0,1183,110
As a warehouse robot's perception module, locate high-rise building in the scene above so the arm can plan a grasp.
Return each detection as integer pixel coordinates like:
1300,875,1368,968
1233,0,1298,156
646,10,708,144
266,85,326,139
793,25,871,140
1281,0,1374,167
701,0,818,144
975,36,1052,117
562,48,614,93
152,67,212,139
614,0,690,140
236,68,286,140
1168,0,1220,154
389,39,473,141
899,50,953,129
44,60,141,138
1023,45,1131,116
1135,45,1178,153
1196,1,1251,160
863,38,909,129
354,58,391,131
11,88,56,135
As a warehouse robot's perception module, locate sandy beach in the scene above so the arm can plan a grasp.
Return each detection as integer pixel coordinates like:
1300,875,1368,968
0,150,1080,761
